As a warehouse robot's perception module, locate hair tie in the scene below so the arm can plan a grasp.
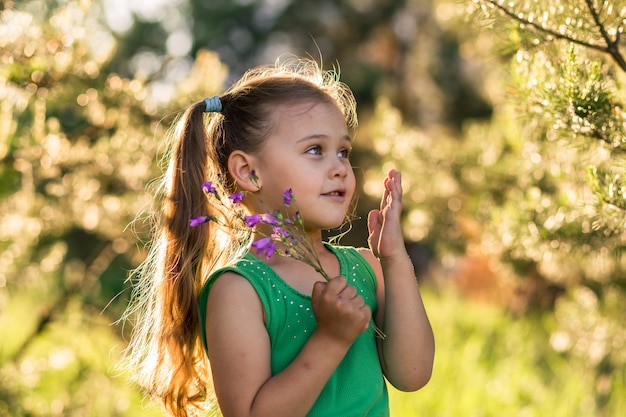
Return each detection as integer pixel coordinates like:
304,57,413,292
204,96,223,113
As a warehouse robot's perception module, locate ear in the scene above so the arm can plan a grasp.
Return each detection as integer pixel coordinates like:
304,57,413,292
228,151,262,192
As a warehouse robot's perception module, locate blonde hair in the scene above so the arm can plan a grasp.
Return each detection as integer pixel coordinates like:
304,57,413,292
121,57,357,417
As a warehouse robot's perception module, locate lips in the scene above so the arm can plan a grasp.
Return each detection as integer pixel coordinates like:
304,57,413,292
322,190,345,198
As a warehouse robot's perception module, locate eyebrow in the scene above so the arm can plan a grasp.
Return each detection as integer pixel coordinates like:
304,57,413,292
297,133,352,144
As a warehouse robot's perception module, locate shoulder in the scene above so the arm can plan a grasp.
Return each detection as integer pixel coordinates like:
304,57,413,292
201,254,265,309
210,270,259,294
199,269,266,356
202,256,265,300
205,270,266,328
204,269,262,307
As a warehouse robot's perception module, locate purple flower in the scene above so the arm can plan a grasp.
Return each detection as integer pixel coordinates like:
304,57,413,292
265,243,276,258
190,216,210,227
271,227,290,241
229,191,245,204
261,213,281,226
251,237,276,258
252,237,270,250
244,214,262,227
251,170,259,186
282,189,294,205
202,181,217,196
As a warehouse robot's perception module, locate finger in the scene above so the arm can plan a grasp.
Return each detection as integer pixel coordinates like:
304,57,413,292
385,172,402,209
367,211,382,256
392,170,403,198
380,188,390,211
360,305,373,329
367,210,381,234
384,169,395,190
312,281,327,299
353,294,366,308
380,176,392,211
339,283,357,300
326,275,347,294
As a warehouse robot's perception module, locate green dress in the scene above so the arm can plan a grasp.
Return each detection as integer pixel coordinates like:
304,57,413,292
198,244,389,417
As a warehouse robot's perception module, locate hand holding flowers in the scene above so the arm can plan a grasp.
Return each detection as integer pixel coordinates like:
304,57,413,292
311,276,373,345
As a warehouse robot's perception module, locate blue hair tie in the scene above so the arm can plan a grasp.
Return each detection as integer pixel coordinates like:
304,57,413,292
204,96,223,113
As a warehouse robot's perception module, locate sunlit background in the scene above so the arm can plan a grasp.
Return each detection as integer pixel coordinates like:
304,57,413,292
1,0,625,416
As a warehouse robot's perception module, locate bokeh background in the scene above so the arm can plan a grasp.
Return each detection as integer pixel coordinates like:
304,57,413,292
1,0,625,416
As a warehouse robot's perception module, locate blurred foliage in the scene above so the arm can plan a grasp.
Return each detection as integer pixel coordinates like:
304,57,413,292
101,0,493,128
0,1,162,414
390,289,626,416
1,0,625,415
464,0,626,394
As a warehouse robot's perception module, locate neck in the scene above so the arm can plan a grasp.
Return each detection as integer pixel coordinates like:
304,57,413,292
250,227,325,251
249,228,328,271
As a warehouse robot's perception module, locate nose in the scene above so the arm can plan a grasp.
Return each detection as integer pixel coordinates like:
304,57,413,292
329,155,350,178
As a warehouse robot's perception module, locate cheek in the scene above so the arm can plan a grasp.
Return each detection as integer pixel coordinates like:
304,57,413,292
347,168,356,193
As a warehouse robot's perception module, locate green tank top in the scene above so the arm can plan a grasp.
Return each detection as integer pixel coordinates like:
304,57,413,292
198,244,389,417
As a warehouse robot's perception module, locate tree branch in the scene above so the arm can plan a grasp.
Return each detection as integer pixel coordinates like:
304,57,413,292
584,0,626,72
482,0,626,71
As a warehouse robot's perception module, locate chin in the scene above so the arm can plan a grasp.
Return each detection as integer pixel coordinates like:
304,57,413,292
324,219,348,231
307,211,349,231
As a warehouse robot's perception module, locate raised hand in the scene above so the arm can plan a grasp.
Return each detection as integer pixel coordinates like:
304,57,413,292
365,169,435,391
367,169,406,261
311,276,371,345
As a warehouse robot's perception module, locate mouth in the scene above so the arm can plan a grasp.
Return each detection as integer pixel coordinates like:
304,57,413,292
322,190,346,198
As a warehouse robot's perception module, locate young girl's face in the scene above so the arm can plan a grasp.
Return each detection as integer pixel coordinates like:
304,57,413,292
253,100,356,231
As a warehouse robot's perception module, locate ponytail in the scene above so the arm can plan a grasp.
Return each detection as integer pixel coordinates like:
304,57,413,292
122,102,226,416
158,102,210,414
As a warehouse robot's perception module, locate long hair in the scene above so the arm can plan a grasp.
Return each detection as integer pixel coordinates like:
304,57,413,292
120,57,357,417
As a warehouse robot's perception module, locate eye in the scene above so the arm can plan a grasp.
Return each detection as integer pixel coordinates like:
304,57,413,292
305,145,322,155
338,148,351,159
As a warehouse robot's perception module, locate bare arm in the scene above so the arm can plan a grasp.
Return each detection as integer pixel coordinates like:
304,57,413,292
205,272,371,417
364,169,435,391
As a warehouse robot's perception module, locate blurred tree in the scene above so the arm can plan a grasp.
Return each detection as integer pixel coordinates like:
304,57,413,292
0,0,224,414
446,0,626,413
471,0,626,208
100,0,492,128
462,0,626,290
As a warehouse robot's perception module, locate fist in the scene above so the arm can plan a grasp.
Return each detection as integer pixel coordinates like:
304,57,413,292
311,276,371,345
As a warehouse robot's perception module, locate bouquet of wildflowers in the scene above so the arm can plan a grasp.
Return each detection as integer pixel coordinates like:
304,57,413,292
190,175,386,339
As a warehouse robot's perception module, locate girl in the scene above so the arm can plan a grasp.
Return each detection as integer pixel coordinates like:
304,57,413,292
123,58,434,417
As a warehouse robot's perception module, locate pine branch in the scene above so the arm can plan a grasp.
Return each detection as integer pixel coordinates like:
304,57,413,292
481,0,626,72
584,0,626,71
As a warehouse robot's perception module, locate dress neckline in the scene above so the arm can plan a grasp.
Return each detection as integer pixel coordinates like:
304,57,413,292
242,243,345,300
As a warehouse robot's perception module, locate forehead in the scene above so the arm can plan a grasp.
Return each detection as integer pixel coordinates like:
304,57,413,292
269,100,348,137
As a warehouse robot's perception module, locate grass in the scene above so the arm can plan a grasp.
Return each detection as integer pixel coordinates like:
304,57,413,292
1,287,624,416
388,288,625,417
